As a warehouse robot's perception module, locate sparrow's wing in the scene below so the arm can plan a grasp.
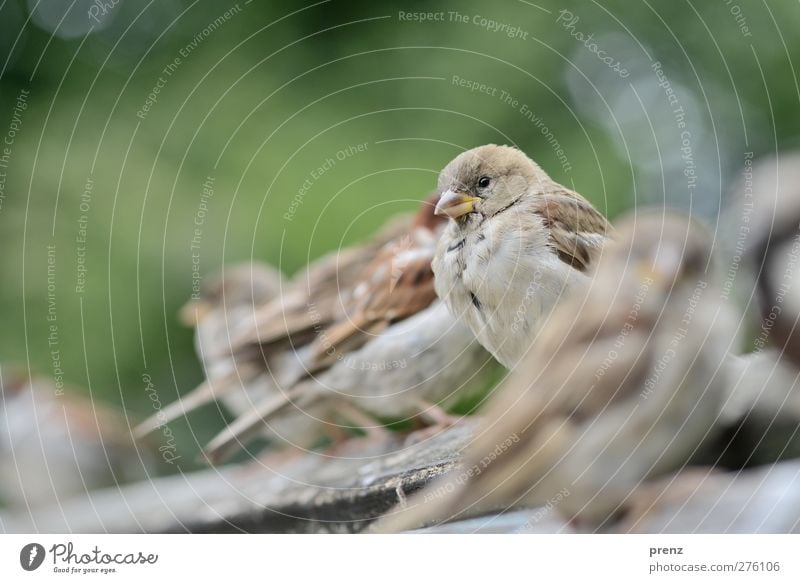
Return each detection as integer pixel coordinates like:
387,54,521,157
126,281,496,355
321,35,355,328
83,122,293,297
306,236,439,369
225,252,358,353
534,191,612,271
227,215,415,355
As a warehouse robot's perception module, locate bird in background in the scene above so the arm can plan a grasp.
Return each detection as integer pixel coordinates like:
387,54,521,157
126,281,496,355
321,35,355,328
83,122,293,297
134,222,403,452
373,210,738,532
137,260,342,454
432,144,613,369
134,261,331,452
0,365,151,508
747,152,800,370
718,152,800,426
177,262,284,419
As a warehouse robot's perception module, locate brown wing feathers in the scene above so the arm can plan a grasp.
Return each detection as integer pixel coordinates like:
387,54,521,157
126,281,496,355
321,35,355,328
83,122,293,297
534,191,612,271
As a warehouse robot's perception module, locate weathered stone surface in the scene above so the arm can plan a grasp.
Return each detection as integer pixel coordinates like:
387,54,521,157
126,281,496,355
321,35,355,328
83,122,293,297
3,407,800,534
0,421,478,533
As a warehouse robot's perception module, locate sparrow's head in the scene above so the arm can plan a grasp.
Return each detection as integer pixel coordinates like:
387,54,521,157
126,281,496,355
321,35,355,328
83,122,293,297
742,153,800,360
608,210,712,300
435,144,550,221
741,152,800,254
179,263,282,327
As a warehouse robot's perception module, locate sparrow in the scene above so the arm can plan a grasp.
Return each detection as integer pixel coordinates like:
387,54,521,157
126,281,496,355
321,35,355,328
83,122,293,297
708,350,800,469
201,195,496,463
135,261,336,451
703,152,800,444
720,350,800,425
744,152,800,369
432,144,613,368
135,214,413,438
373,210,736,532
0,365,150,507
181,262,285,417
134,262,285,437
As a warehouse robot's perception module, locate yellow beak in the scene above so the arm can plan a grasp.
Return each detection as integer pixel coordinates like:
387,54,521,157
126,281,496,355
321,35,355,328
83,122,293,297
435,189,480,219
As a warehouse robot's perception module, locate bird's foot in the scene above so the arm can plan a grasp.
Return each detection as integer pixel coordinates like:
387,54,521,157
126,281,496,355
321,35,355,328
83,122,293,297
404,401,463,444
246,446,306,470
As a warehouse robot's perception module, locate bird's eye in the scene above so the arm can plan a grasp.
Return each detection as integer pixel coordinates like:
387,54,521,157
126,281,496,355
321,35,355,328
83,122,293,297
478,176,491,188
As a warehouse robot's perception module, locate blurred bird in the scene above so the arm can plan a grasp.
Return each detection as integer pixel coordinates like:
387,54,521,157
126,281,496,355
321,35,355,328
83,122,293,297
745,152,800,369
134,262,293,444
721,350,800,425
134,257,361,450
0,366,149,508
373,210,736,532
178,262,284,418
202,195,496,462
432,144,613,368
710,152,800,440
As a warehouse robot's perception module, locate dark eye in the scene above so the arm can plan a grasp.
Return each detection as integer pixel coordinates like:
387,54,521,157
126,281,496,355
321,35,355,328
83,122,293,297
478,176,491,188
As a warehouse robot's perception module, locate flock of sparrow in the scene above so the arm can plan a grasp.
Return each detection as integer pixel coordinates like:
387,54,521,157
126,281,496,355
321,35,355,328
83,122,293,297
3,144,799,532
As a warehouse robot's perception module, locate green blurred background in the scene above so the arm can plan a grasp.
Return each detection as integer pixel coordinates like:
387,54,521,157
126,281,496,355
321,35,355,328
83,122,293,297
1,0,798,473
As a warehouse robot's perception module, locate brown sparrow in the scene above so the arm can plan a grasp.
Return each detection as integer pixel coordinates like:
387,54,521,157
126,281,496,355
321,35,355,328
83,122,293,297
202,195,496,462
721,350,800,425
181,262,284,416
0,366,149,507
141,215,412,436
744,152,800,369
136,261,341,454
228,214,411,356
135,262,285,435
705,153,800,462
432,144,613,368
373,210,736,532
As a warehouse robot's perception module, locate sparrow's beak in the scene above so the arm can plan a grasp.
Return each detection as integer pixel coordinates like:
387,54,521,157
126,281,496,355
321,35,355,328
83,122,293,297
435,189,480,219
179,299,212,327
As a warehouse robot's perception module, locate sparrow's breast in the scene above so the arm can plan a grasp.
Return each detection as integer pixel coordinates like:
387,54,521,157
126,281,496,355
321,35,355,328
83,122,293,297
432,225,493,351
436,216,568,365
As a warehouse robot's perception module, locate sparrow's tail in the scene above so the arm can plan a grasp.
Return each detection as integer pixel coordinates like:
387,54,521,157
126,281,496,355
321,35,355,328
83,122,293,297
133,363,260,439
202,382,321,464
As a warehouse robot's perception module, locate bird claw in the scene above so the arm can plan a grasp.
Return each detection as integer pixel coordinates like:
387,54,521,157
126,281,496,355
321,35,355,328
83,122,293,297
404,416,462,445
